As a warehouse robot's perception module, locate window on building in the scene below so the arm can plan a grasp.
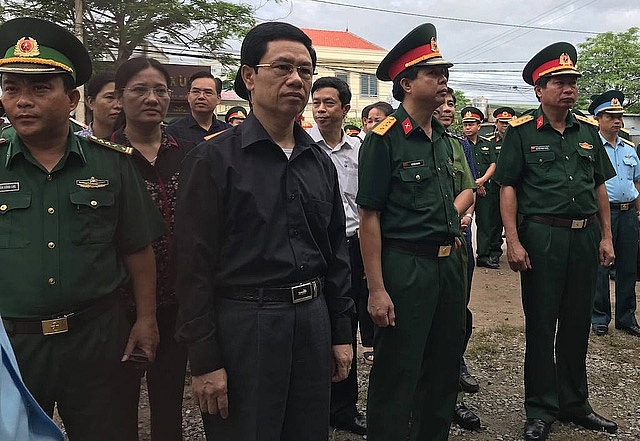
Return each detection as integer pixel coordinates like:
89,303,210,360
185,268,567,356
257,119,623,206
336,71,349,85
360,73,378,97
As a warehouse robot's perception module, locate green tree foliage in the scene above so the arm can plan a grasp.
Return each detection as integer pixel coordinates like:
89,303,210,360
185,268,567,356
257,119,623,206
1,0,255,67
449,89,470,134
578,27,640,113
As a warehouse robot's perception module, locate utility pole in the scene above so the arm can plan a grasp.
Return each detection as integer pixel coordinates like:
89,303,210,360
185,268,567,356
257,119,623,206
74,0,86,124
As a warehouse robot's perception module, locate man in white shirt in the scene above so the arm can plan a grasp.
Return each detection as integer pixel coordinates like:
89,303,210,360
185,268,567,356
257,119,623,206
307,76,366,436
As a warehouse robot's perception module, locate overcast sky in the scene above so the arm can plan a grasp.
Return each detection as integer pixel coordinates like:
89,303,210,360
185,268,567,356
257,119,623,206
243,0,640,104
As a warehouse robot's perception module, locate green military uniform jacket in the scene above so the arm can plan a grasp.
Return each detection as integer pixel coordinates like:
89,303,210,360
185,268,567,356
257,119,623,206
448,134,476,195
488,132,503,161
470,135,495,178
493,107,615,216
357,105,474,241
0,129,165,318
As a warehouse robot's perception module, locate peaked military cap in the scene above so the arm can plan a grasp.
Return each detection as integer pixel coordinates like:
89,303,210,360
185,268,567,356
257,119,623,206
225,106,247,124
493,107,516,121
377,23,453,82
0,18,92,86
344,124,361,137
522,42,580,86
588,90,625,116
461,106,484,123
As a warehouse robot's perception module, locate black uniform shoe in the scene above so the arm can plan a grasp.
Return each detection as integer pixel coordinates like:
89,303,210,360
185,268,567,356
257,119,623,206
460,371,480,393
616,325,640,337
591,324,608,336
453,402,480,430
330,412,367,436
489,255,501,266
524,418,551,441
560,412,617,433
477,259,499,269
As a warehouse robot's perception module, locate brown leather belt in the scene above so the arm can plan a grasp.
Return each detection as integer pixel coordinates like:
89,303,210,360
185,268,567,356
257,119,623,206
528,214,597,229
610,201,635,211
221,277,323,304
2,291,119,336
384,238,453,258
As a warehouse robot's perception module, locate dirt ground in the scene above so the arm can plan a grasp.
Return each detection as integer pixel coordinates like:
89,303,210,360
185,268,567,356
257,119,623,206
130,253,640,440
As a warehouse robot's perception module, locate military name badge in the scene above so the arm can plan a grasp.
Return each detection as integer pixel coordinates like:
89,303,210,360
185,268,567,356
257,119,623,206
579,142,593,150
0,182,19,192
76,176,109,189
530,145,550,152
402,159,425,168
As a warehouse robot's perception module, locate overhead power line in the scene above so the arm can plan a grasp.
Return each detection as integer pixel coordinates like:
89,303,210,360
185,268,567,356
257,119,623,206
309,0,599,35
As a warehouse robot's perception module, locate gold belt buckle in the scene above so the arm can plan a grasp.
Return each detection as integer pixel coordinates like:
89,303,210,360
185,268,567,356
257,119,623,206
438,245,452,257
570,219,585,229
620,203,630,211
41,317,69,335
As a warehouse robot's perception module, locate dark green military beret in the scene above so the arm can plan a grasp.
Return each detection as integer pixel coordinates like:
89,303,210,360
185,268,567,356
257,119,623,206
522,42,580,86
588,90,625,116
461,106,484,123
493,107,516,121
0,17,92,86
377,23,453,82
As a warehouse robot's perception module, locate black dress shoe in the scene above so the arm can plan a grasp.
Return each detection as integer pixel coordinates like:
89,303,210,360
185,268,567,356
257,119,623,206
617,324,640,337
330,412,367,436
460,371,480,393
591,324,608,336
564,412,617,433
524,418,551,441
453,402,480,430
477,259,499,269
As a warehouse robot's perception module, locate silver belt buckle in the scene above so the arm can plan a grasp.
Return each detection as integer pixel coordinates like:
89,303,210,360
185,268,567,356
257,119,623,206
620,203,630,211
41,316,69,335
291,281,315,304
571,219,586,229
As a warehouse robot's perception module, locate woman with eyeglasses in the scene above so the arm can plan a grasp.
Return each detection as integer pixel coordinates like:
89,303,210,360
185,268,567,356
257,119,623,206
111,56,188,441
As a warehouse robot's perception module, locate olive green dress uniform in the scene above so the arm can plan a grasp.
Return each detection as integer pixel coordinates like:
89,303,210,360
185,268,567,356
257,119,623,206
494,107,615,422
487,132,505,260
470,135,500,265
0,129,165,438
358,104,474,440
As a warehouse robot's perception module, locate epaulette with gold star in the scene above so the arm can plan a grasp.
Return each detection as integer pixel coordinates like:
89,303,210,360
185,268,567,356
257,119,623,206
88,135,133,155
574,114,599,127
508,115,534,127
371,116,396,136
203,129,228,141
621,137,636,148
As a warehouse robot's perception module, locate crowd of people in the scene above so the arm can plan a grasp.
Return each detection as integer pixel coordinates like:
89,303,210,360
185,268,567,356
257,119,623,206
0,13,636,441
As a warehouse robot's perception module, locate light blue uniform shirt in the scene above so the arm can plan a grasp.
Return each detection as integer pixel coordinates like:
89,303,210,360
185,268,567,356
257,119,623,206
601,133,640,203
0,316,64,441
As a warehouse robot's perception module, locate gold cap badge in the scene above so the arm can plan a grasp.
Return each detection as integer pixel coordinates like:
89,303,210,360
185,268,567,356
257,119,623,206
14,37,39,57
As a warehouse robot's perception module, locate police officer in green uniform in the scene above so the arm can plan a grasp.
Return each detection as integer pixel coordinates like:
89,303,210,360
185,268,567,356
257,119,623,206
0,18,165,440
493,42,617,441
463,107,499,268
357,23,474,441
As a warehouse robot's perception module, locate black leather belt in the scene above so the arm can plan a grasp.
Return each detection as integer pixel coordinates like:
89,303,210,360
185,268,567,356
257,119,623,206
610,201,635,211
2,291,119,336
221,277,323,304
528,214,597,229
384,238,453,258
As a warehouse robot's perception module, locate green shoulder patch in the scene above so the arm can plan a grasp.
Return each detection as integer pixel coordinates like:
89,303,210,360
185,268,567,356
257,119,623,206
203,129,227,141
88,135,133,155
508,115,534,127
574,114,599,127
621,137,636,148
371,116,396,136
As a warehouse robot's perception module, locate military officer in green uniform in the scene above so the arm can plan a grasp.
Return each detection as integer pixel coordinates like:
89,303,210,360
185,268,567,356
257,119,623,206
0,18,165,440
489,107,516,160
463,107,499,268
493,42,617,441
357,23,474,441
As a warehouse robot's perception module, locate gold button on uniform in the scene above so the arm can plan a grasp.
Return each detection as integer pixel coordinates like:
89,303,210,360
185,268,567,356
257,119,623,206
48,278,55,285
415,174,421,181
0,204,6,211
90,200,98,207
46,175,52,181
47,242,55,249
47,207,55,214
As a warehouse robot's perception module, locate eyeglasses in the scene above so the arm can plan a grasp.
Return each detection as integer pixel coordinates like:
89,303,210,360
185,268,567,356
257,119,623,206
124,86,172,98
254,61,316,80
189,88,217,97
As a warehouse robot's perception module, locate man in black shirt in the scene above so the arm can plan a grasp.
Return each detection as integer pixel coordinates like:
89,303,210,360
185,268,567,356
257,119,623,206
166,71,230,150
174,22,354,441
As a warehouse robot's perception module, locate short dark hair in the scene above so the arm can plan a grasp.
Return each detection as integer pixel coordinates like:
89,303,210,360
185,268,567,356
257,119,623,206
187,71,222,95
361,104,373,120
115,57,171,92
533,77,550,102
241,22,316,70
392,65,421,102
446,87,456,105
311,76,351,106
85,71,116,98
369,101,394,117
